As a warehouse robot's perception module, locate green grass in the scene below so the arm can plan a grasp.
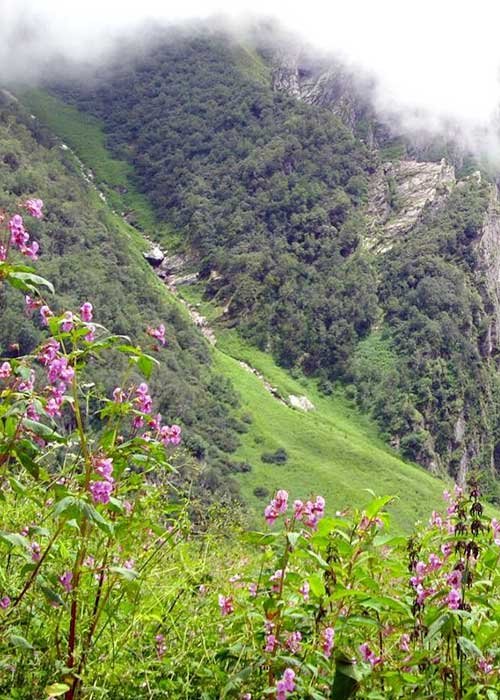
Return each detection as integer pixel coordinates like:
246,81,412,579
18,88,182,250
21,89,460,532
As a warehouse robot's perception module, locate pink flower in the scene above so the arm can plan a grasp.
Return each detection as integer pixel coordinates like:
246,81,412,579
446,588,461,610
38,339,60,366
112,387,124,403
0,361,11,378
85,324,96,342
160,424,182,446
299,581,310,601
0,596,11,609
270,569,284,593
359,642,382,666
265,634,277,652
135,383,152,414
447,569,462,589
286,631,302,654
477,657,494,675
0,245,6,261
123,559,135,570
89,480,114,504
80,302,93,322
21,240,39,260
428,553,442,571
9,214,28,248
264,490,289,525
93,456,113,482
248,582,258,597
24,198,43,219
25,295,40,313
147,323,166,346
18,369,35,392
322,627,335,658
31,542,41,562
429,511,443,528
218,594,234,616
399,633,410,653
276,668,296,698
441,542,453,557
40,305,53,326
61,311,74,332
47,356,74,384
156,633,167,659
59,570,73,593
26,403,40,421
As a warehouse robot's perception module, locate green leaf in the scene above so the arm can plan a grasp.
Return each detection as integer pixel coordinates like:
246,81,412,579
330,652,362,699
22,419,64,442
309,572,326,598
9,634,33,650
45,683,70,696
457,636,482,658
110,566,138,581
54,497,114,535
365,496,394,519
0,531,28,549
136,353,158,380
7,271,54,294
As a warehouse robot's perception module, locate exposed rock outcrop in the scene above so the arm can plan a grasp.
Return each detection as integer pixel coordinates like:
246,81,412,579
365,159,455,250
475,186,500,357
289,395,315,411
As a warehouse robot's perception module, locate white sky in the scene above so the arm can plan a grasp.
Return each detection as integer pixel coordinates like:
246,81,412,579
3,0,500,127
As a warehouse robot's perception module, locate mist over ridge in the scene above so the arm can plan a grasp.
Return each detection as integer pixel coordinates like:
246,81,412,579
3,0,500,166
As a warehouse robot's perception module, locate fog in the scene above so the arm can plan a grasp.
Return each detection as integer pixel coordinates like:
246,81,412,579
3,0,500,159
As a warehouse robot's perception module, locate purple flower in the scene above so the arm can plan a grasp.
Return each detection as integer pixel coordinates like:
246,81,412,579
156,633,167,659
0,361,11,379
399,633,410,652
265,634,277,652
61,311,74,333
40,305,53,326
89,480,114,504
264,490,289,525
447,569,462,589
446,588,461,610
276,668,296,698
80,302,93,322
147,323,166,346
24,198,43,219
299,580,310,601
322,627,335,658
286,631,302,654
218,595,234,616
59,570,73,593
359,642,382,666
93,456,113,482
0,596,11,609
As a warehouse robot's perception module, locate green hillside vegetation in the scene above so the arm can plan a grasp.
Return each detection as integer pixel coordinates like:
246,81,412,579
42,32,500,495
0,97,243,499
16,85,457,531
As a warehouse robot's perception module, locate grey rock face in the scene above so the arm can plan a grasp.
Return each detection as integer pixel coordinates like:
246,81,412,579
365,159,455,250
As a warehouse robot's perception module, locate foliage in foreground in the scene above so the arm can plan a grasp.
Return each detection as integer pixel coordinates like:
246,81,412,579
0,201,499,699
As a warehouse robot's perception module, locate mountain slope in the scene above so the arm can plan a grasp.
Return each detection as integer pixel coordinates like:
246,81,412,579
15,86,458,530
36,29,500,499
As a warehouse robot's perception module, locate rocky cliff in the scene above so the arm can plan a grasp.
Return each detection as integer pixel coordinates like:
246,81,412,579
365,159,456,250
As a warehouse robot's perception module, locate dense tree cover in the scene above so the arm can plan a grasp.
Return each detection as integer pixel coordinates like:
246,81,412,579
0,99,244,497
49,33,499,491
53,35,378,377
353,181,497,485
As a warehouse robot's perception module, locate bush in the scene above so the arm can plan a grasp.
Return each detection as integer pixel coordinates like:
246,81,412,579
261,448,288,464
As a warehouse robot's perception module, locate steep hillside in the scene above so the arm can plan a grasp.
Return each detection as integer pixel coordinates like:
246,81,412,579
0,93,245,500
35,30,500,501
14,88,460,530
